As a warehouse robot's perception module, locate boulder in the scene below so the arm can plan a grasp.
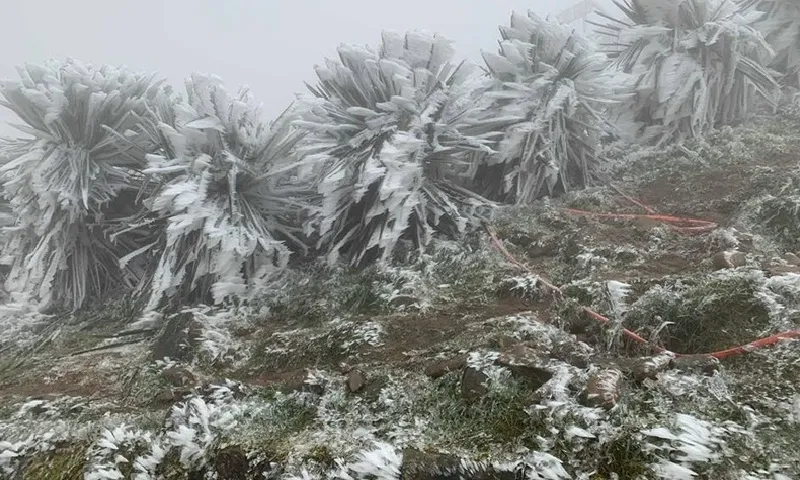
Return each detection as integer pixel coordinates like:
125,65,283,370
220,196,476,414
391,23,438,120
584,369,623,409
346,369,366,393
460,367,489,402
495,345,553,390
630,354,673,382
712,251,747,270
162,366,197,388
670,354,720,376
784,252,800,266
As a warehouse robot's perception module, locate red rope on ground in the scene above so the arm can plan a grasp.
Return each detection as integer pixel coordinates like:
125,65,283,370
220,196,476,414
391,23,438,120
483,222,562,298
610,183,657,215
581,307,668,354
562,187,719,234
486,189,799,361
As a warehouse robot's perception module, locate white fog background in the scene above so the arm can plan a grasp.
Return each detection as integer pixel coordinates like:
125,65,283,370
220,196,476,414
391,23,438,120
0,0,616,136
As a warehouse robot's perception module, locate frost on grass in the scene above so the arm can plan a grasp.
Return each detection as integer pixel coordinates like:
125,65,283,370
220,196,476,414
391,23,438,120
623,268,800,353
642,413,741,480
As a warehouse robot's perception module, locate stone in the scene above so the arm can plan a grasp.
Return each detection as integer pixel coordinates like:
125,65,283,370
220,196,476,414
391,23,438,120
214,446,249,480
735,231,754,248
584,369,623,409
460,367,489,402
630,354,673,382
151,312,196,362
162,366,196,388
153,387,191,405
670,354,720,376
424,355,467,379
784,252,800,266
548,341,590,369
491,335,520,350
495,345,553,390
712,251,746,270
389,294,419,309
346,369,366,393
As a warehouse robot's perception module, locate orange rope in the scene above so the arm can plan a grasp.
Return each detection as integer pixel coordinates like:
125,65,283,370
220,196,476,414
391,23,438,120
562,186,719,234
487,189,798,361
483,222,562,298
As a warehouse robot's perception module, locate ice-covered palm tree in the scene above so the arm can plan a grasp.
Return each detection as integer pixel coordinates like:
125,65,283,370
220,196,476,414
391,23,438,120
740,0,800,88
0,60,170,310
473,10,625,204
296,31,495,266
594,0,780,146
118,74,311,314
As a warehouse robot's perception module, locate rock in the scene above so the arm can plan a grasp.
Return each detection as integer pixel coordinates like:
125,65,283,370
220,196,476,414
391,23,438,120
784,252,800,266
401,448,517,480
389,294,419,309
735,231,754,249
712,251,747,270
151,312,196,362
346,369,366,393
153,387,191,405
584,369,623,409
424,355,467,379
630,354,673,382
549,341,591,369
460,367,489,402
491,335,520,350
214,446,249,480
670,354,720,376
155,388,178,404
495,345,553,390
162,366,196,388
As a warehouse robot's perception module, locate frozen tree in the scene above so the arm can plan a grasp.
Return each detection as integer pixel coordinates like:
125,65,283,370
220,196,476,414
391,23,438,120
740,0,800,87
594,0,780,146
118,74,311,313
296,31,495,266
473,10,625,204
0,60,170,310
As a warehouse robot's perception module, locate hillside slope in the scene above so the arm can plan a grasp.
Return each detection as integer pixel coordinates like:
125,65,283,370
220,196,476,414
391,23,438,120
1,116,800,479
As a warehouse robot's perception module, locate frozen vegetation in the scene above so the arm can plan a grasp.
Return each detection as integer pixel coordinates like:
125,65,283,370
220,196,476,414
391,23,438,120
1,0,800,478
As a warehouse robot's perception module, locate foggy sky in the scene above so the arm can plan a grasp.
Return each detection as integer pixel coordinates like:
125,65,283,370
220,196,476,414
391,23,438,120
0,0,616,136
